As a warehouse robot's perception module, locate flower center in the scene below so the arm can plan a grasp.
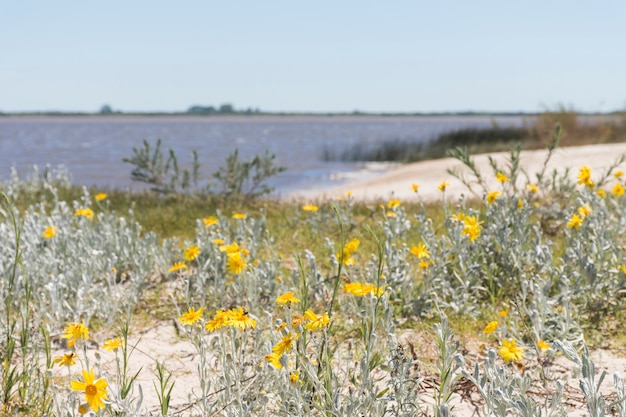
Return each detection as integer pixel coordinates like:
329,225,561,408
85,384,98,396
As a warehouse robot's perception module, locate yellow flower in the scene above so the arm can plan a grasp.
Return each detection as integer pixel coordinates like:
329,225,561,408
386,211,397,218
450,212,465,222
276,291,301,305
183,245,201,261
71,369,108,412
483,321,498,335
496,172,509,183
498,309,509,318
212,238,225,245
265,352,282,369
613,182,625,197
411,183,420,192
418,260,433,269
526,183,538,194
577,205,592,218
461,215,482,241
338,238,359,265
272,333,299,355
205,310,229,332
219,242,241,254
62,321,89,348
410,243,430,259
291,314,305,327
202,216,219,227
227,252,247,274
94,193,107,202
537,340,551,351
302,204,319,212
74,208,94,219
232,213,247,220
102,338,122,352
344,282,374,296
486,191,501,205
598,189,607,198
498,339,524,363
567,214,583,229
42,226,58,239
577,165,594,188
620,264,626,275
387,199,400,209
615,170,625,178
289,371,301,385
226,307,257,329
438,180,450,192
303,309,330,331
517,198,524,209
179,307,205,326
168,261,187,273
54,352,77,367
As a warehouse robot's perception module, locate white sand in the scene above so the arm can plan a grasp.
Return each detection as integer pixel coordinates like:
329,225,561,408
289,143,626,202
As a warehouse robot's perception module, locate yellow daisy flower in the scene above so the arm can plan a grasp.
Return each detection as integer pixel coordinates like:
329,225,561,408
183,245,201,261
498,339,524,363
577,165,594,188
567,214,583,229
496,172,510,183
486,191,501,205
202,216,218,227
94,193,107,201
227,252,247,274
483,321,498,335
102,338,122,352
179,307,205,326
62,321,89,348
226,307,257,329
537,340,551,351
168,261,187,273
276,291,301,305
42,226,58,239
303,309,330,331
54,352,77,367
71,369,108,412
74,208,94,219
205,310,230,332
410,243,430,259
272,333,299,355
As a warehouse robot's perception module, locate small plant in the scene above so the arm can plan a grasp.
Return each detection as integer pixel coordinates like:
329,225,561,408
122,139,200,194
123,140,285,199
212,148,286,199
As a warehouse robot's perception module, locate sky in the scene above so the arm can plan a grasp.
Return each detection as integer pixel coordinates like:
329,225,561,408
2,1,625,114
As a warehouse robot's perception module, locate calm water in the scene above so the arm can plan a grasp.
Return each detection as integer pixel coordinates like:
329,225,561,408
0,115,530,196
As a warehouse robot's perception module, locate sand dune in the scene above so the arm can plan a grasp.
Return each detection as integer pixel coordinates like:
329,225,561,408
290,143,626,202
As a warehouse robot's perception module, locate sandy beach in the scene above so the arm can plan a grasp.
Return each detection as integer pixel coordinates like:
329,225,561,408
289,142,626,202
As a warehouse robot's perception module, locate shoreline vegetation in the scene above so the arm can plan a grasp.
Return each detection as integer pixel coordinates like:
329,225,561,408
4,119,626,414
323,110,626,164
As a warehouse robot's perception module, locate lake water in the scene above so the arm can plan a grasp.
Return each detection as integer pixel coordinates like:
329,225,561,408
0,115,530,196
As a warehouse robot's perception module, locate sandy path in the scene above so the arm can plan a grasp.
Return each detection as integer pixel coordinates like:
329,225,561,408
289,143,626,202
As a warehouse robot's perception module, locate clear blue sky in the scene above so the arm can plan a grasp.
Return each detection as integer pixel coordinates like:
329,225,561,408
2,1,625,113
